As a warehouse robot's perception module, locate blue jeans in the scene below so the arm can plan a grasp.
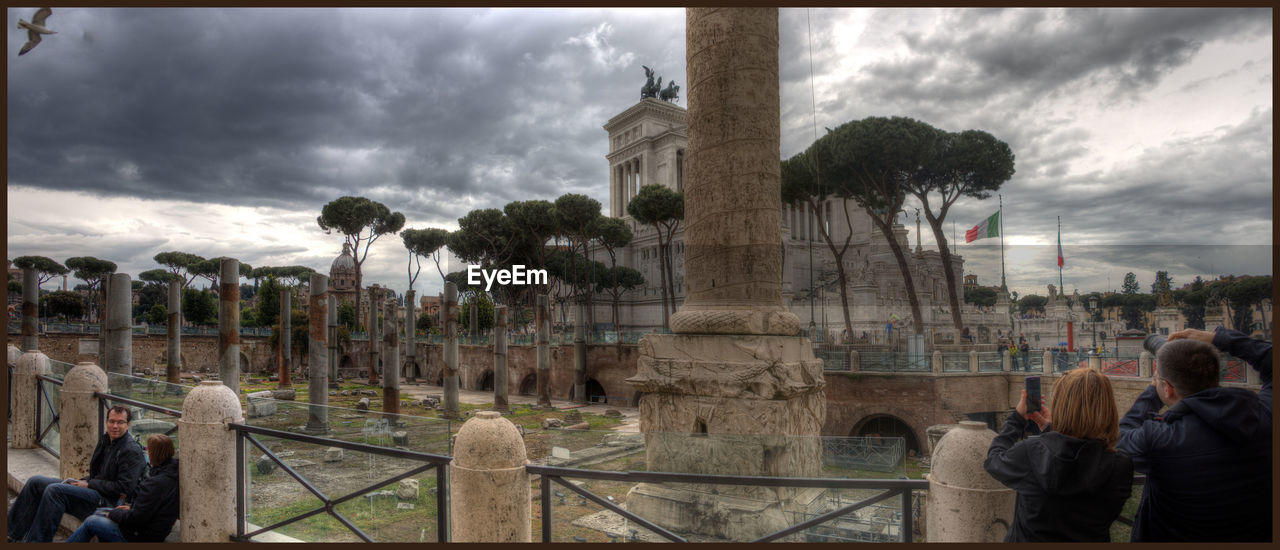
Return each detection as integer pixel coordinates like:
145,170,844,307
6,475,103,542
66,512,128,543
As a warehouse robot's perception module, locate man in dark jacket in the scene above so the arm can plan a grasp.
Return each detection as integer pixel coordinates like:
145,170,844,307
6,405,146,543
1117,327,1272,541
66,451,179,543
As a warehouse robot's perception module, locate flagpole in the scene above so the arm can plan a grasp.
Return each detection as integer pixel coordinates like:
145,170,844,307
1058,216,1064,296
999,194,1006,291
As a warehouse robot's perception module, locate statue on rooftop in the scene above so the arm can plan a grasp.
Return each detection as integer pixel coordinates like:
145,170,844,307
641,66,659,99
659,80,680,103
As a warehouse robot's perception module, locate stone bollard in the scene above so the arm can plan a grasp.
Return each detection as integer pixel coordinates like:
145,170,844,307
60,362,108,480
12,350,51,448
1042,351,1054,374
848,349,860,372
179,380,244,542
450,411,530,542
8,343,21,366
926,421,1015,542
1088,354,1101,371
1139,351,1153,379
1002,349,1012,372
969,350,979,373
932,350,943,373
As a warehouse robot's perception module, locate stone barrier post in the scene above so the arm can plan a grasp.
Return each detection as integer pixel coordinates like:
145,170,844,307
1087,354,1101,371
278,289,291,388
1139,351,1153,379
969,350,979,373
932,350,943,373
367,285,380,385
573,303,587,404
442,282,460,419
179,381,244,542
1042,351,1054,374
848,349,860,372
383,298,400,417
925,421,1015,542
217,259,241,393
104,272,133,378
7,344,20,367
12,350,50,448
1002,349,1012,372
405,289,417,383
60,362,108,480
306,274,329,434
167,281,182,384
21,267,39,352
450,411,530,542
535,294,551,408
494,305,510,412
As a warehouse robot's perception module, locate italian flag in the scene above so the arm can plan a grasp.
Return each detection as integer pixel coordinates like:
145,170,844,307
965,211,1000,243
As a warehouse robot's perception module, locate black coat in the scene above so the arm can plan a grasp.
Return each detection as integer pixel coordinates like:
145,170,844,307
86,433,147,504
984,411,1134,542
1116,328,1272,542
107,458,180,542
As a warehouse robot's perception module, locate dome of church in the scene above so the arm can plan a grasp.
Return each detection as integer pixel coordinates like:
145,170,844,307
330,242,357,290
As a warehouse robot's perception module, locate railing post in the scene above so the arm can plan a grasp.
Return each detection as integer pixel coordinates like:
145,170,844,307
925,421,1014,542
12,350,50,448
1002,349,1011,372
1042,351,1053,374
179,380,244,542
968,350,979,373
1139,351,1153,379
932,350,943,374
451,411,531,541
60,362,108,480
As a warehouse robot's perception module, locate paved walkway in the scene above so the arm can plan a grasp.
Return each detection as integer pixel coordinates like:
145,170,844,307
396,383,641,433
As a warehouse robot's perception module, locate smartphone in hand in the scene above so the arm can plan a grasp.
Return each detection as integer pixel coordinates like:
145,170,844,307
1025,376,1041,413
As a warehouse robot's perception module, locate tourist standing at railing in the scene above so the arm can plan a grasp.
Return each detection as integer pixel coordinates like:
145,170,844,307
7,406,145,543
984,368,1134,542
1019,335,1030,371
66,434,180,543
1116,327,1272,542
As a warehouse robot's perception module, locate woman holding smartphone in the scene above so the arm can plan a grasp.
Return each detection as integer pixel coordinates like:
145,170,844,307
984,368,1134,542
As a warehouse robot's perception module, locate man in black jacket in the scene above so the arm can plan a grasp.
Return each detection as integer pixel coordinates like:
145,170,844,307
6,405,147,543
67,434,180,543
1117,327,1272,541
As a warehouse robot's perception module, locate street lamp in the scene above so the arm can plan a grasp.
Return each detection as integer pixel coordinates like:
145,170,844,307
1088,296,1099,353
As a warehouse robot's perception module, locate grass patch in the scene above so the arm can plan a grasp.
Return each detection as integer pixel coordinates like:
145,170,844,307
248,478,442,542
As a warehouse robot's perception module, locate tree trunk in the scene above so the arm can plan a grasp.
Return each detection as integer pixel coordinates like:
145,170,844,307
923,213,965,344
815,199,855,340
867,208,924,334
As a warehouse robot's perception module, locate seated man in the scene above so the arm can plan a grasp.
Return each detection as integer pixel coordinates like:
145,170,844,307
7,405,146,543
67,434,180,543
1117,327,1272,541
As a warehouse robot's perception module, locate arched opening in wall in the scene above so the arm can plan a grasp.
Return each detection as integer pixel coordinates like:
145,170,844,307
478,370,494,392
585,379,606,403
339,355,353,375
851,415,921,457
518,374,537,396
239,353,250,375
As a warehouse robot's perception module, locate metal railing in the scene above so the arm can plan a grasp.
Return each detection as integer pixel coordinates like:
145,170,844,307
527,464,927,543
860,352,930,373
35,373,63,457
977,352,1004,372
821,436,904,473
941,353,969,373
228,422,452,543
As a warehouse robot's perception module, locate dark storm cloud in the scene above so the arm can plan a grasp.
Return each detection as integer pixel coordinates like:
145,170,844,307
7,8,686,226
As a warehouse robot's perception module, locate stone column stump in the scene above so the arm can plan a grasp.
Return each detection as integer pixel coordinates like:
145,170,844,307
60,362,108,480
925,421,1014,542
179,381,244,542
12,349,50,448
450,411,530,542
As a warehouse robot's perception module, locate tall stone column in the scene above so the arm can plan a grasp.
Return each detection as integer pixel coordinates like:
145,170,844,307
217,259,241,393
405,289,417,383
442,282,460,420
327,294,340,389
278,289,291,387
494,305,510,413
306,274,330,434
20,267,38,352
535,294,551,408
179,381,243,542
625,9,825,540
104,273,133,396
60,362,108,480
383,298,400,417
367,285,380,385
97,278,108,367
167,281,182,384
573,303,587,403
11,350,50,448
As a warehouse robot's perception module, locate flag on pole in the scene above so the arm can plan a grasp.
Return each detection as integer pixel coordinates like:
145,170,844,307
964,211,1000,243
1057,226,1064,267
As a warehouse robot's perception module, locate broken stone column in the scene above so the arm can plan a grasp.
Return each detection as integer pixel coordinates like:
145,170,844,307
179,380,244,542
451,411,530,542
625,8,824,540
306,273,329,434
167,281,182,384
327,294,339,389
383,298,400,417
573,302,586,404
21,267,38,352
535,294,551,408
104,272,133,378
925,421,1014,542
278,288,291,388
367,286,380,384
217,259,241,394
60,362,108,480
405,289,417,383
494,305,509,413
442,282,460,420
11,350,50,448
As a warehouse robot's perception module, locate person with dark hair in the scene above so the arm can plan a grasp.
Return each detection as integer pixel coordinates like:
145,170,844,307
984,368,1134,541
7,406,146,542
1117,327,1272,541
66,434,180,543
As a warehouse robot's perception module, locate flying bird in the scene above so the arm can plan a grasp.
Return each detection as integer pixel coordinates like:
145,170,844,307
17,7,55,56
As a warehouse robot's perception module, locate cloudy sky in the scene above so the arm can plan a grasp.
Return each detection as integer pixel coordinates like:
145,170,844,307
7,7,1272,301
